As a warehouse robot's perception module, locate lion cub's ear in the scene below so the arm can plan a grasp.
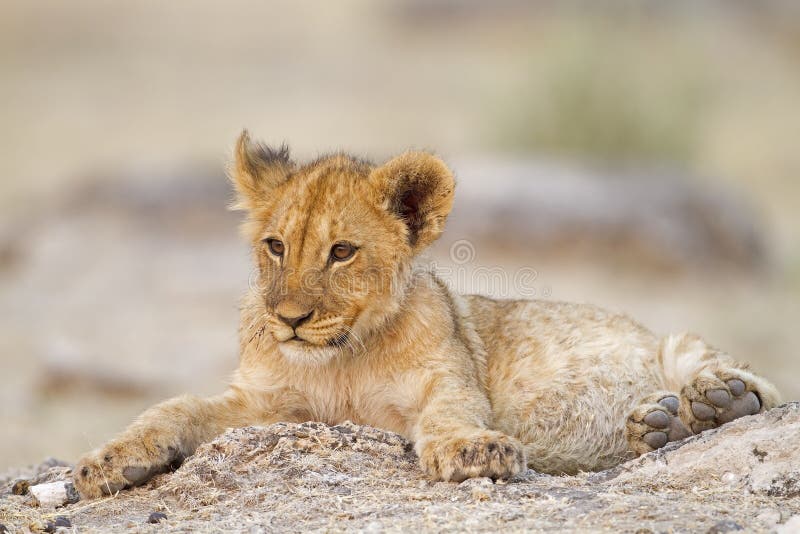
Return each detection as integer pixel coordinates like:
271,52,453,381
229,130,294,211
370,151,455,252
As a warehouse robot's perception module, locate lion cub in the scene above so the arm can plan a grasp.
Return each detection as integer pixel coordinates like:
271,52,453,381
74,132,780,498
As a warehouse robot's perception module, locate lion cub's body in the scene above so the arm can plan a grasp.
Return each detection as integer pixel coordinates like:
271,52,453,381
74,135,780,499
469,295,663,473
236,275,662,475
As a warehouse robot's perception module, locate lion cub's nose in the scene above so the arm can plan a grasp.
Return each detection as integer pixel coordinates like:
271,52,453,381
275,300,313,329
277,311,312,329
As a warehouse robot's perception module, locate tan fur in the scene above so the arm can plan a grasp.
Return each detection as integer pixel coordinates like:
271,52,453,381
73,132,781,498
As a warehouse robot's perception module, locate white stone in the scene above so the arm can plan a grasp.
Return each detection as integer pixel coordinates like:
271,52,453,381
777,515,800,534
29,481,78,508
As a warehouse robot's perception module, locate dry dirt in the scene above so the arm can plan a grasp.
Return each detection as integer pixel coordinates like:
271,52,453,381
2,403,799,533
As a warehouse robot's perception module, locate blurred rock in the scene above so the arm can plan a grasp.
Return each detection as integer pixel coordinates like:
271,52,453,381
22,158,769,275
37,337,166,398
444,158,766,271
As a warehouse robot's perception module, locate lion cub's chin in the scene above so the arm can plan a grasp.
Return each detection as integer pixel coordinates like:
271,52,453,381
277,339,340,366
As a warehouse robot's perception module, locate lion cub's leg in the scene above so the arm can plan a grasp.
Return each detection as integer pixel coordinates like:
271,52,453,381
628,333,780,454
411,373,526,482
73,388,265,499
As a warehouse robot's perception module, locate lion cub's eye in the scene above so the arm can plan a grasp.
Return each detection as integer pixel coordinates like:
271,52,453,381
265,238,285,257
330,242,356,262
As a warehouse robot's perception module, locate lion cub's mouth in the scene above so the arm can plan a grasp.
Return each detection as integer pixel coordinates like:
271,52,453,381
276,332,346,366
277,332,349,348
271,316,353,352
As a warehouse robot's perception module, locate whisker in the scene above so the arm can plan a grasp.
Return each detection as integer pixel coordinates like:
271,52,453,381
340,324,366,354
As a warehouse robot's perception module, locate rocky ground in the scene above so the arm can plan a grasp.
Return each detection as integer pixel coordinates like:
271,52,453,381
1,402,799,533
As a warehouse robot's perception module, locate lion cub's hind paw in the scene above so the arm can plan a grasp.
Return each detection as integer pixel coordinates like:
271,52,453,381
627,393,692,455
681,372,764,432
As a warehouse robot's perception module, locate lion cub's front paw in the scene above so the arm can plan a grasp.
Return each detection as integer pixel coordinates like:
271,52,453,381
73,439,183,499
419,431,526,482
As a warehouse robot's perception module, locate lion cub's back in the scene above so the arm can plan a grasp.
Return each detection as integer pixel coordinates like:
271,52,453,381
464,295,664,473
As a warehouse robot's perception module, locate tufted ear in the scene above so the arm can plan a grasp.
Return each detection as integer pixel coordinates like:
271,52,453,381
369,151,455,252
229,130,294,212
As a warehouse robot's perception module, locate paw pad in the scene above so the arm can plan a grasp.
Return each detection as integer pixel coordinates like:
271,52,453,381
123,466,149,485
642,431,668,449
705,389,731,408
718,391,761,423
685,372,765,429
691,401,716,421
628,395,692,454
726,379,746,397
642,410,669,428
658,395,679,415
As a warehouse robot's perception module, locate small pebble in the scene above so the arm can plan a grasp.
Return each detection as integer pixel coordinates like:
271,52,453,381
44,516,72,533
364,521,382,533
471,486,491,501
0,523,8,533
147,512,168,524
721,472,739,485
64,481,80,504
756,508,781,525
11,479,30,495
707,519,743,533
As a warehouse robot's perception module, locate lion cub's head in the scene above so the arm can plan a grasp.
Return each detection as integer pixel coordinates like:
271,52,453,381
230,131,454,365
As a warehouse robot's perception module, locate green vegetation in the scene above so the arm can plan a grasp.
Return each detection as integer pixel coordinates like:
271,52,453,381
494,23,712,165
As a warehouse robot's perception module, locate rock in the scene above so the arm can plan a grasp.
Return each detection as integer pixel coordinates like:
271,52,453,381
604,401,800,499
777,515,800,534
756,508,782,525
11,480,29,495
0,404,798,531
43,516,71,532
459,476,494,501
442,158,767,271
147,512,168,524
29,481,80,508
707,520,743,533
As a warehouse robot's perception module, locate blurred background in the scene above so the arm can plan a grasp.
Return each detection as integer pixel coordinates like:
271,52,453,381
1,0,799,471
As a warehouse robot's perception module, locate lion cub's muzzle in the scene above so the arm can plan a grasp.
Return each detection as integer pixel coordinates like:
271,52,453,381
269,304,351,349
